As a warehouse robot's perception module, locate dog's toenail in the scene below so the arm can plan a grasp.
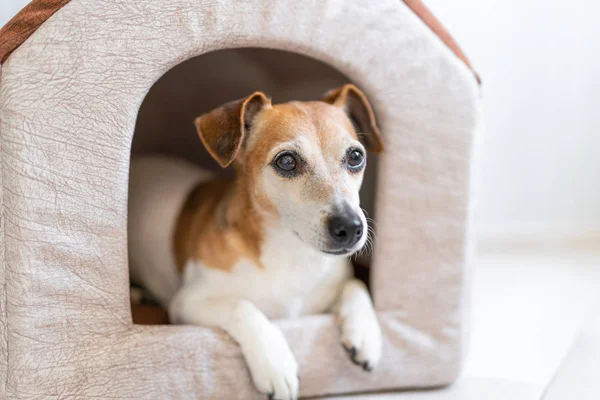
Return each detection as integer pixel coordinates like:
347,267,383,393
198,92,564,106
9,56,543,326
363,362,372,372
349,346,357,358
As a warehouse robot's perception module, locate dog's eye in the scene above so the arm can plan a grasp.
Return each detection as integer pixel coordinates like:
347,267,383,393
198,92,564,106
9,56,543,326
276,154,296,171
273,151,300,177
346,148,365,171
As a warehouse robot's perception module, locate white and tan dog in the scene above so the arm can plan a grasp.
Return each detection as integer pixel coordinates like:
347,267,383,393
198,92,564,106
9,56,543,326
128,84,383,400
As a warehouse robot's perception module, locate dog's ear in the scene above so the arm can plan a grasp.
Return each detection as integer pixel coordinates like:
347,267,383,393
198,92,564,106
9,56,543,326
322,84,383,153
194,92,271,168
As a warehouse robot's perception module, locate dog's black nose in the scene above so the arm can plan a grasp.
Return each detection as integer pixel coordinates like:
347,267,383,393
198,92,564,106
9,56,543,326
328,214,363,247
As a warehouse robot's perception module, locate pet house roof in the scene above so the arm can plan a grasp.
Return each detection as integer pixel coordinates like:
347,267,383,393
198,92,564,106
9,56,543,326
0,0,479,83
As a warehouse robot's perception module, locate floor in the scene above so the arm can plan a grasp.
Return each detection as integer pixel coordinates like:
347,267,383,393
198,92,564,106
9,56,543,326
333,246,600,399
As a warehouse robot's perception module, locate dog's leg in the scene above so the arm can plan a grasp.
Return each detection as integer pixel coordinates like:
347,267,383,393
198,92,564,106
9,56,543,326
170,290,299,400
335,279,382,371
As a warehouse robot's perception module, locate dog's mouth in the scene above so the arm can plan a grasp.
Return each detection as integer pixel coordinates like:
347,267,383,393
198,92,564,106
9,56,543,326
321,248,356,256
292,230,362,257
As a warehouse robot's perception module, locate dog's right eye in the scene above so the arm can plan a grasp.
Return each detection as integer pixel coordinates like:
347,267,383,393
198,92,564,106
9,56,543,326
273,151,300,177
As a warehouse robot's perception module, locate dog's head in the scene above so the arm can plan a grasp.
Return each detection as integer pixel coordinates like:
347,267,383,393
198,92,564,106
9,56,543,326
194,84,383,256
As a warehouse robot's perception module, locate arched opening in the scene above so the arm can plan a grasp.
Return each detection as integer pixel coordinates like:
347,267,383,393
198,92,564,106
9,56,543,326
129,48,379,324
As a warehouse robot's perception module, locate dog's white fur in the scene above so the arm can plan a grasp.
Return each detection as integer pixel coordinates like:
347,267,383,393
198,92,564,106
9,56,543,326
128,87,382,400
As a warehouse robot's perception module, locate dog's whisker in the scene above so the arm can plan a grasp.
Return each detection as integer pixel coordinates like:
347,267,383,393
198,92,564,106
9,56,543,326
357,247,365,258
367,230,377,242
365,217,376,226
366,238,375,255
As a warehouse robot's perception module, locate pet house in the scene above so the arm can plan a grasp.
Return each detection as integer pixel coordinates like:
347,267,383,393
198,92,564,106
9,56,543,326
0,0,480,398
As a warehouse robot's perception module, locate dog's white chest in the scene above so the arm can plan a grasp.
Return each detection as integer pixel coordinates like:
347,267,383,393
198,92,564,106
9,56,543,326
181,231,350,319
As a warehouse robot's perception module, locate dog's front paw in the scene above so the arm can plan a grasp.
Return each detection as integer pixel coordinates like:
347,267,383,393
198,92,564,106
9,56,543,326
337,281,382,371
242,322,299,400
339,305,382,371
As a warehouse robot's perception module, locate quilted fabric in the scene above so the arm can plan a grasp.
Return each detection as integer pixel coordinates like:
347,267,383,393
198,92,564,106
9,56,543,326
0,0,479,398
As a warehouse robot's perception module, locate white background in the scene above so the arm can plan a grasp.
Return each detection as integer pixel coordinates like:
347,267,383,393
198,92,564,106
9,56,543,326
2,0,599,236
424,0,600,235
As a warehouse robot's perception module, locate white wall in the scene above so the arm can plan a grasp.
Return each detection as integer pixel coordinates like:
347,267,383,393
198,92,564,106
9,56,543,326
0,1,29,27
425,0,600,233
3,0,599,234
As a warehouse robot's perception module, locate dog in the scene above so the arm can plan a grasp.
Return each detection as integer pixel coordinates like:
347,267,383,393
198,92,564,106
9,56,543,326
128,84,383,400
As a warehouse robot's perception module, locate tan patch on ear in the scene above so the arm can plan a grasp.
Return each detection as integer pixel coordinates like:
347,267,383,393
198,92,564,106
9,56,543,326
322,84,384,153
194,92,271,168
173,179,264,272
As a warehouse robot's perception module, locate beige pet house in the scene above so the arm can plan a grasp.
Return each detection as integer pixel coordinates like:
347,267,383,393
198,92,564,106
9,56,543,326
0,0,480,398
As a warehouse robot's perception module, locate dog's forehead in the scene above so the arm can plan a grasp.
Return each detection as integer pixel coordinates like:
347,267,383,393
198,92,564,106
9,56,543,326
253,101,358,145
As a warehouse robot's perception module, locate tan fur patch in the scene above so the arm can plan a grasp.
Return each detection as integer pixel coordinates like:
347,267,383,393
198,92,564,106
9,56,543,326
195,92,270,168
173,178,264,272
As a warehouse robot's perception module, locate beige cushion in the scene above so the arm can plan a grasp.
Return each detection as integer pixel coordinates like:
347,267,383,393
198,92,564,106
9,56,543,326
0,0,479,398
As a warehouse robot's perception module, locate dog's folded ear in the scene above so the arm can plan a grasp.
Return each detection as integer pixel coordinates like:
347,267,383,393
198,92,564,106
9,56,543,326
322,84,383,153
195,92,271,168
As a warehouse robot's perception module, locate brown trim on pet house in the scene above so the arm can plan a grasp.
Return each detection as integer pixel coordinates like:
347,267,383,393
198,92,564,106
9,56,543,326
403,0,481,84
0,0,479,75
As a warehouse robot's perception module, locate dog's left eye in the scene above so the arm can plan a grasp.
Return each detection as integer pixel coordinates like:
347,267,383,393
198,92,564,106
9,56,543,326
346,148,365,171
273,151,300,177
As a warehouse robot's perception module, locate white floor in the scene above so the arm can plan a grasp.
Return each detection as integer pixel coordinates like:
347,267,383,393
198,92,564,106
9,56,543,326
336,246,600,400
466,248,600,386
